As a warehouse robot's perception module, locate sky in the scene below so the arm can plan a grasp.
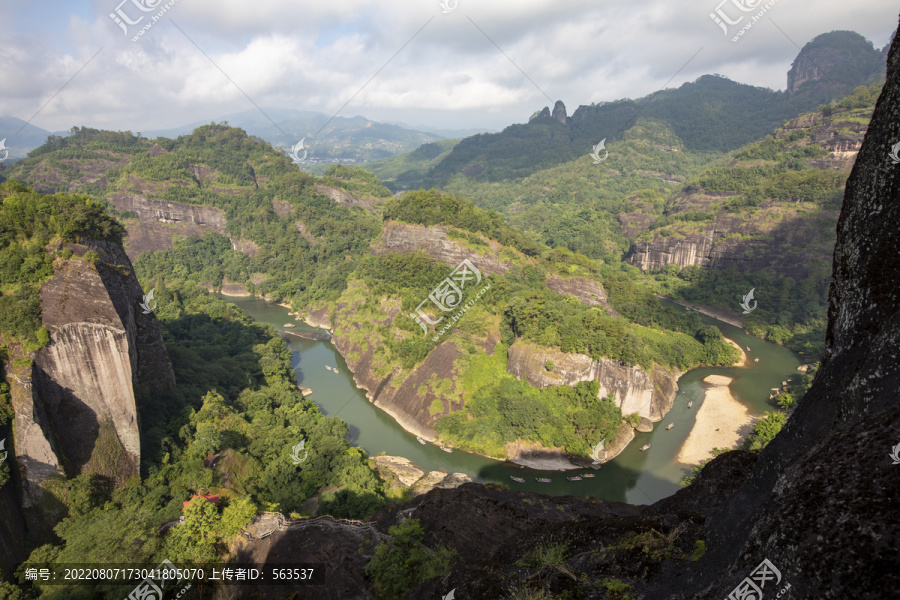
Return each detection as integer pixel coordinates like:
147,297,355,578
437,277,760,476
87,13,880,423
0,0,895,138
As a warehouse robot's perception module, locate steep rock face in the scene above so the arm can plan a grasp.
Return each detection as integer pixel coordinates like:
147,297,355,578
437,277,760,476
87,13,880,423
552,100,568,124
625,101,869,277
332,312,468,439
314,184,378,211
374,220,515,276
507,341,680,422
19,241,175,505
329,281,500,440
233,516,388,600
787,31,885,94
664,24,900,599
544,275,618,315
107,193,227,260
627,200,837,278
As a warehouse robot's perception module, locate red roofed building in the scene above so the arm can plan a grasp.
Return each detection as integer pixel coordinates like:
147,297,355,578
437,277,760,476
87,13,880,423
183,493,220,510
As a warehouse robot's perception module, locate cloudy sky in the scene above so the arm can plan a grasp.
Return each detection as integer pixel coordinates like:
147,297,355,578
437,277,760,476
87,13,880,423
0,0,895,138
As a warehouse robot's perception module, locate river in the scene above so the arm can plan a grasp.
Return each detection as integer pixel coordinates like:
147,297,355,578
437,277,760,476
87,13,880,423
217,294,801,504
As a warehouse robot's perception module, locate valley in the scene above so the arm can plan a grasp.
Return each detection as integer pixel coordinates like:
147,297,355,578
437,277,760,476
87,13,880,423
0,10,895,600
220,293,802,504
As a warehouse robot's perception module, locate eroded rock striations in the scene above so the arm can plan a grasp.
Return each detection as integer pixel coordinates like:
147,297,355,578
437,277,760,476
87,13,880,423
507,340,679,423
12,241,174,540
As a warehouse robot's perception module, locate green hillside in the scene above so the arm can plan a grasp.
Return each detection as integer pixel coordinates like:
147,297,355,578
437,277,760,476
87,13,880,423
626,82,882,355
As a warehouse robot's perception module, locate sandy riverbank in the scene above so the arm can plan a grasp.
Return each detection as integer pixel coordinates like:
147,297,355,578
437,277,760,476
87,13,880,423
677,375,757,465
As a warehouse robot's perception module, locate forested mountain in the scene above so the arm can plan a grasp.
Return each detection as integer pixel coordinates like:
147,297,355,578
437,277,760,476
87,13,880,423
1,109,445,167
365,30,886,189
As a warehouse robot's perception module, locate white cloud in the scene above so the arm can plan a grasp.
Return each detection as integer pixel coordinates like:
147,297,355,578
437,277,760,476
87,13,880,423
0,0,894,135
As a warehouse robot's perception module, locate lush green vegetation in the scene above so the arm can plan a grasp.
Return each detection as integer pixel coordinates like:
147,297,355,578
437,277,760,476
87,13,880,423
0,181,124,348
10,272,387,596
384,189,542,256
319,164,392,198
364,519,459,599
437,378,622,459
8,124,384,307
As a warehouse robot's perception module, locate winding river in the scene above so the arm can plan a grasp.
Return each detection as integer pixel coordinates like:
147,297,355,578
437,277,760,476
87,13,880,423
218,294,801,504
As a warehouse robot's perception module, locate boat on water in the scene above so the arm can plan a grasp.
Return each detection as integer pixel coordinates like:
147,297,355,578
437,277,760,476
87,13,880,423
416,436,427,445
688,401,693,408
509,476,526,483
325,365,333,372
640,444,651,451
535,477,552,483
746,346,751,351
582,473,596,478
567,476,583,481
439,446,453,453
754,357,759,362
666,423,674,430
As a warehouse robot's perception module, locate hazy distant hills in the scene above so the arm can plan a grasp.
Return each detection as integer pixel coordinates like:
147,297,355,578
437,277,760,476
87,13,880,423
0,108,477,166
143,108,451,163
0,117,64,161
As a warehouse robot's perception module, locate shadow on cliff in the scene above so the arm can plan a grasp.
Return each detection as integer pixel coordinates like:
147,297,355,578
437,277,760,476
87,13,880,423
230,492,384,600
30,368,100,478
629,196,837,345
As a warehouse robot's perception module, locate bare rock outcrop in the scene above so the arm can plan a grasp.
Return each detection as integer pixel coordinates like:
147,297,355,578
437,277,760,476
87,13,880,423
372,456,473,495
107,193,227,260
314,184,378,211
506,341,680,422
545,275,618,315
374,220,515,276
12,241,175,544
551,100,568,124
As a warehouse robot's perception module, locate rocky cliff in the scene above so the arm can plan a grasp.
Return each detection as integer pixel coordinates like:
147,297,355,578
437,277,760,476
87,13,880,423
544,275,618,315
11,240,174,540
107,193,261,261
373,219,516,276
329,280,500,440
625,103,868,278
507,341,679,423
787,30,886,95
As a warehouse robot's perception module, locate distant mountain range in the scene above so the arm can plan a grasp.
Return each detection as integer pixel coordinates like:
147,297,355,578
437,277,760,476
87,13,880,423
0,117,66,161
0,108,490,166
365,30,889,189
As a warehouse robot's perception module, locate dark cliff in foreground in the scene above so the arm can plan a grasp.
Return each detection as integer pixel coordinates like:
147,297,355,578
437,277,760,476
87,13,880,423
3,238,175,568
233,15,900,600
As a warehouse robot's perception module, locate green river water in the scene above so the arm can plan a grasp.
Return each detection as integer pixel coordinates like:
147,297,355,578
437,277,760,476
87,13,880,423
218,294,802,504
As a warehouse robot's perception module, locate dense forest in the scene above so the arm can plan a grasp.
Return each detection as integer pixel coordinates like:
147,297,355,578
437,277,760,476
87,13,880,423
4,262,388,599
